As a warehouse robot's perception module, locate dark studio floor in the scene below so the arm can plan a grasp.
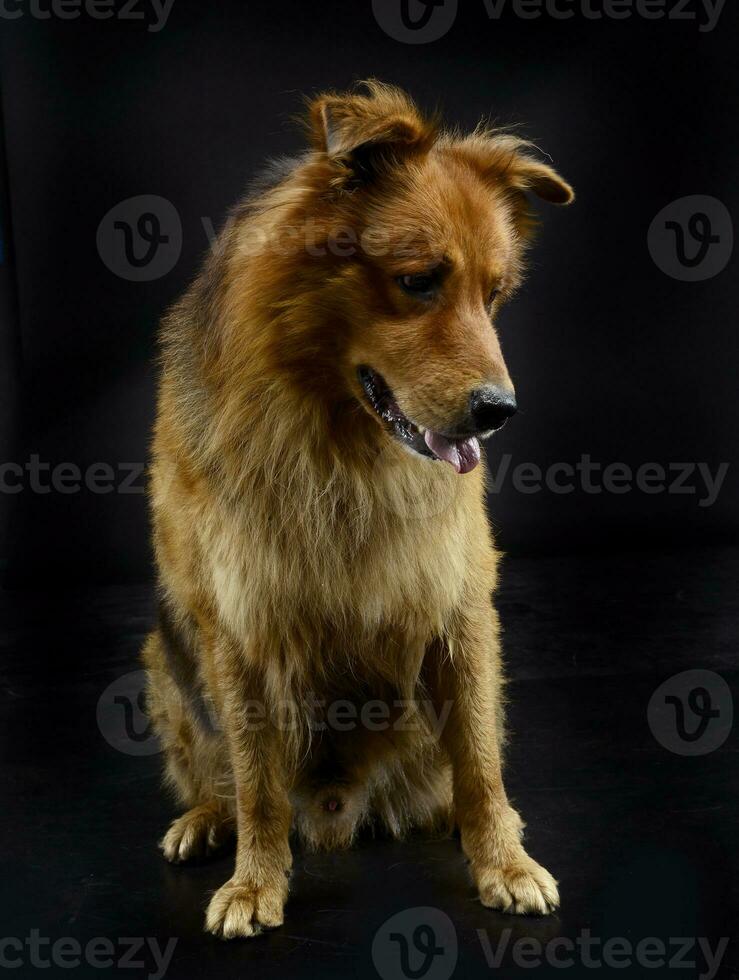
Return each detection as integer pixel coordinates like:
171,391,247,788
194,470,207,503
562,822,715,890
1,547,736,979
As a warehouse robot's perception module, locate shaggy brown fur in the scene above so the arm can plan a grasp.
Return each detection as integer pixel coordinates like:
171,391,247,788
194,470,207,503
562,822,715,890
142,80,573,939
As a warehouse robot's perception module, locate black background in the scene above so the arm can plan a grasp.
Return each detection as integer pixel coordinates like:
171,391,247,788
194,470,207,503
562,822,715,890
1,0,737,584
1,5,737,979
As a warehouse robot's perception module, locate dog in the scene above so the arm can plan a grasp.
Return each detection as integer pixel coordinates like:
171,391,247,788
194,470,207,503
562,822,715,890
142,80,573,939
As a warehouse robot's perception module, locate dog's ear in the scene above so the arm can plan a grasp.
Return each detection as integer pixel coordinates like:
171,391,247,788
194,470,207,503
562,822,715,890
504,155,574,205
457,133,574,207
454,132,573,240
502,152,574,240
308,80,437,184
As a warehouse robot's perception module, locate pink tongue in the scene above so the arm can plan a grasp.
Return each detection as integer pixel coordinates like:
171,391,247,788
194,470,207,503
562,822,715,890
424,431,481,474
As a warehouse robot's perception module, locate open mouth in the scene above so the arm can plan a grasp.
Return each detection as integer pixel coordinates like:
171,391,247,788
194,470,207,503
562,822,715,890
357,366,481,475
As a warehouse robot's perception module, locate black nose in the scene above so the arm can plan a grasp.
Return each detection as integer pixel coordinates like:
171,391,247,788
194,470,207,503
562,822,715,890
468,386,518,433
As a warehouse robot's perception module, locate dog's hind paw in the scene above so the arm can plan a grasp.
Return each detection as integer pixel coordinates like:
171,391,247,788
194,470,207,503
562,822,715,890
205,878,287,939
160,802,234,864
476,856,559,916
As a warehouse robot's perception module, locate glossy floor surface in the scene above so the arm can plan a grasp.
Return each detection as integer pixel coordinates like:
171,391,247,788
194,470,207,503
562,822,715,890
1,548,736,978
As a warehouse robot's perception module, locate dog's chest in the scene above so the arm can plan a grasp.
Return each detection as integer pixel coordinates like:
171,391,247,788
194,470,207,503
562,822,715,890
204,482,472,644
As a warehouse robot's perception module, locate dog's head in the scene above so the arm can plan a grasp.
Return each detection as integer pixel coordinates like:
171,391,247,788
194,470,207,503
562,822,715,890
263,82,573,475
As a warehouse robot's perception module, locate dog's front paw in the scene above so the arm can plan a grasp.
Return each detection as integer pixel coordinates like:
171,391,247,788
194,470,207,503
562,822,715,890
205,877,287,939
475,855,559,916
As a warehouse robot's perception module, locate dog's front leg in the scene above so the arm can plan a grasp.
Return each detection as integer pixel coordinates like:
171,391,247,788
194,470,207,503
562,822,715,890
205,644,292,939
432,606,559,916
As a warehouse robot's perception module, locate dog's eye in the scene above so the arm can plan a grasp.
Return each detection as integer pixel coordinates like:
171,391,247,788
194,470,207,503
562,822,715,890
397,273,437,299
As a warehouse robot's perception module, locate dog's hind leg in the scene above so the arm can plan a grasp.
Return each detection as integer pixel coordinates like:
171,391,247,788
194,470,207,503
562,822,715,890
159,799,235,864
142,620,235,863
370,738,454,840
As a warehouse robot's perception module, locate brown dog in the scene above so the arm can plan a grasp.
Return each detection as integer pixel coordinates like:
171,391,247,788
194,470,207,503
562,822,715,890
142,81,573,939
